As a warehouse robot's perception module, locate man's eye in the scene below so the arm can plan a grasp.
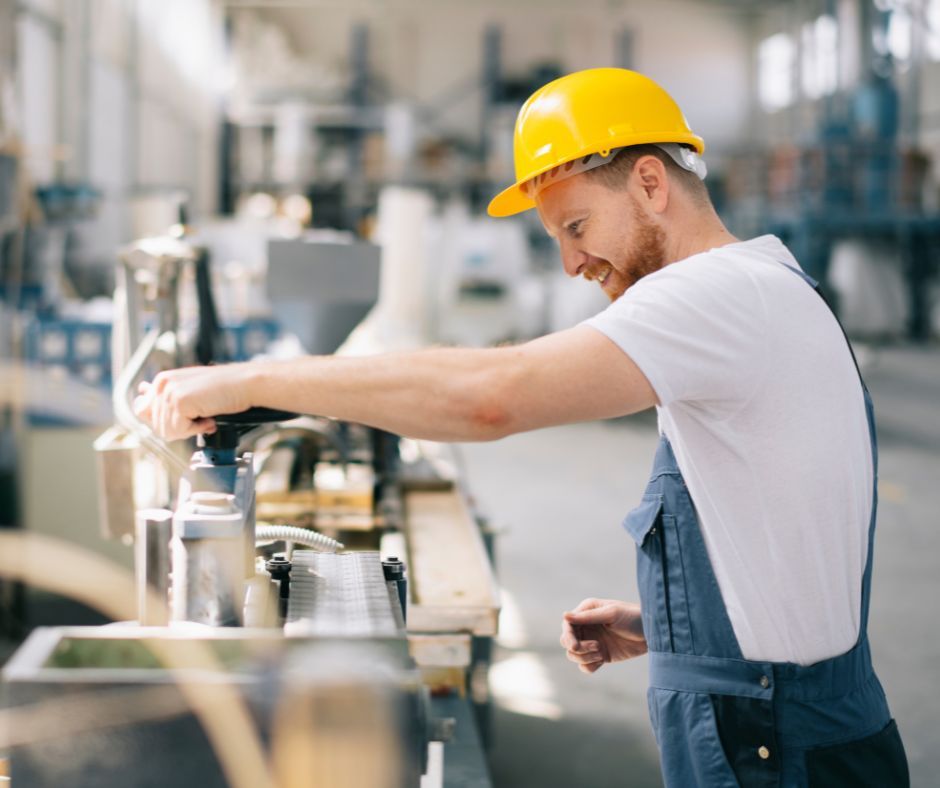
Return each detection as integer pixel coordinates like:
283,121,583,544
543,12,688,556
566,222,582,237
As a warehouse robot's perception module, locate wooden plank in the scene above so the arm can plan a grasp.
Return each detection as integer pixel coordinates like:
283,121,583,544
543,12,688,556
256,449,377,529
407,604,498,636
256,490,318,505
255,502,377,531
408,633,471,669
418,667,467,696
404,488,500,636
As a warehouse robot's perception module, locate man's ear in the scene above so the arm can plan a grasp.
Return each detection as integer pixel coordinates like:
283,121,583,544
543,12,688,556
632,155,669,213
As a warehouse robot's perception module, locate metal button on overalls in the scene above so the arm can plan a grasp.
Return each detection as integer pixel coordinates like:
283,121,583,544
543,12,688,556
620,265,910,787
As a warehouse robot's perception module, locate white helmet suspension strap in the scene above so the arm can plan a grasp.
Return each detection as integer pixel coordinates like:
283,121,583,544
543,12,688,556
521,142,707,199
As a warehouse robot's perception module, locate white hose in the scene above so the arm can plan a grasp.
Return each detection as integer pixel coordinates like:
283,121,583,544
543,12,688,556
255,524,343,553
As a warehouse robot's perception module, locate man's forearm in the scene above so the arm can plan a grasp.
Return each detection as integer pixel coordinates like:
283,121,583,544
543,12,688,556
248,346,517,442
138,325,655,443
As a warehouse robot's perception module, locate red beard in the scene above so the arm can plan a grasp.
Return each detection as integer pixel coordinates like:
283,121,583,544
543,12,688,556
611,200,668,300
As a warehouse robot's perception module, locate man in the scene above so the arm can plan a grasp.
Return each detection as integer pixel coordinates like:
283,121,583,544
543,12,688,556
137,68,908,786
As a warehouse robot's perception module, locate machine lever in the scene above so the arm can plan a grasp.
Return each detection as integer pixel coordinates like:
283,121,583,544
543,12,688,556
214,407,299,426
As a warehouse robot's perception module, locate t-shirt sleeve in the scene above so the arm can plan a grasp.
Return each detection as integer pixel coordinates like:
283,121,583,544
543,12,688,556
581,261,768,408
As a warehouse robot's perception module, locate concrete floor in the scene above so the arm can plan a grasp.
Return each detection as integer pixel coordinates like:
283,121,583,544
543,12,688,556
458,343,940,788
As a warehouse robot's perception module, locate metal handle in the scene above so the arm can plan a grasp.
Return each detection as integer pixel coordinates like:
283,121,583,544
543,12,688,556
112,328,189,475
214,407,299,426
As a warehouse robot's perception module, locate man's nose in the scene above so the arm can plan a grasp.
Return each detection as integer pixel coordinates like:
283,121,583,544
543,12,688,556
559,242,585,278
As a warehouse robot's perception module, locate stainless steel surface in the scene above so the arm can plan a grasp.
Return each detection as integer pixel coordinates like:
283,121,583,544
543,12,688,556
171,492,247,626
266,239,380,354
93,425,138,542
117,237,197,350
2,626,429,788
168,433,260,626
113,237,196,378
135,508,172,626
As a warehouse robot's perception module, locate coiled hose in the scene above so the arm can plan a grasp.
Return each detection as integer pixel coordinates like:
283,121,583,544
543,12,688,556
255,524,343,553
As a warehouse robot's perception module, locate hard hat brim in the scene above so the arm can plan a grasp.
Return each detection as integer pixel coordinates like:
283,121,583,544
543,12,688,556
487,182,536,218
487,132,706,219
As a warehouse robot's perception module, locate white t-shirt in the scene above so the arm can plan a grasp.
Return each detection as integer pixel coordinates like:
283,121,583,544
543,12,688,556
584,235,872,666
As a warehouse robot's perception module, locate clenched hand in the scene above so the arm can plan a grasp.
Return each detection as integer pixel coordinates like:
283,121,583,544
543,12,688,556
133,364,257,441
559,598,647,674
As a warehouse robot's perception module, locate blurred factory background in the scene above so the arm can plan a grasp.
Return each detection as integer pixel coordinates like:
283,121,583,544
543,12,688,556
0,0,938,786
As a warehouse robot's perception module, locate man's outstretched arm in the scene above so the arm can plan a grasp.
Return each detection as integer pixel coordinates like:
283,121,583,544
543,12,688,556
135,324,657,442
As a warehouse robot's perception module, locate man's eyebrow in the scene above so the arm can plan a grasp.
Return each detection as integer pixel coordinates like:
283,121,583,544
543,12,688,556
561,212,589,231
542,211,588,240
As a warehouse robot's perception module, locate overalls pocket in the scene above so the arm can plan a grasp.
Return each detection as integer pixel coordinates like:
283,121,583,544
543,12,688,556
647,687,739,787
622,494,672,652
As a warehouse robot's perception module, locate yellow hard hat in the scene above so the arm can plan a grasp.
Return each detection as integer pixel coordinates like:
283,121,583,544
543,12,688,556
487,67,705,218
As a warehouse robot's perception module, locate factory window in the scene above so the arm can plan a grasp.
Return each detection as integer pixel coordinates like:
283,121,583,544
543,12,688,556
801,14,839,99
758,33,795,111
927,0,940,61
887,5,913,62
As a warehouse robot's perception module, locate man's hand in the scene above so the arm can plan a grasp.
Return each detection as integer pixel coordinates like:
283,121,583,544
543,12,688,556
133,363,258,441
559,598,647,674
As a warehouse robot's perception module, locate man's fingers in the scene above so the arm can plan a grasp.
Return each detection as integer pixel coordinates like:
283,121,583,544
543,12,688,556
565,647,602,667
579,661,603,674
560,626,599,654
133,382,156,419
191,418,217,436
564,605,617,627
134,376,203,441
133,394,149,419
566,650,602,667
571,597,604,613
559,618,581,650
561,616,602,656
565,639,600,656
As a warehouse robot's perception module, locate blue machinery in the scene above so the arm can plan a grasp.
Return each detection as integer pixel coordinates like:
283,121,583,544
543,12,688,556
764,2,940,339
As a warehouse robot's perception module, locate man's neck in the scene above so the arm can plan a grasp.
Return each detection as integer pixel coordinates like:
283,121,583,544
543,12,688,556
664,213,739,264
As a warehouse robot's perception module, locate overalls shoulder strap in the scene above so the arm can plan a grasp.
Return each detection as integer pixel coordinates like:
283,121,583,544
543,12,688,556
778,261,879,639
629,257,905,787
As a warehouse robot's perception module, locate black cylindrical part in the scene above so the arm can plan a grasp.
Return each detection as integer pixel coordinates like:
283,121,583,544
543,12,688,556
382,556,407,624
266,554,292,623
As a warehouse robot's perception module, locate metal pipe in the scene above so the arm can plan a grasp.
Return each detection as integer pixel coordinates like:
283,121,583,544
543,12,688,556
112,328,189,475
242,418,349,472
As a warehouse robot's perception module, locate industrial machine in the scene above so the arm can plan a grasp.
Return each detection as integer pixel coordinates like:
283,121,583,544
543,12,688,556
761,2,940,339
2,229,499,786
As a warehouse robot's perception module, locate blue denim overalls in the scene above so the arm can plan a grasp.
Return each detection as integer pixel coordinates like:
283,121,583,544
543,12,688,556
623,265,909,787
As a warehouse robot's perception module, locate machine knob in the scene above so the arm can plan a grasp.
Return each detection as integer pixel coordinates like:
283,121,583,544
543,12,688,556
200,408,300,452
